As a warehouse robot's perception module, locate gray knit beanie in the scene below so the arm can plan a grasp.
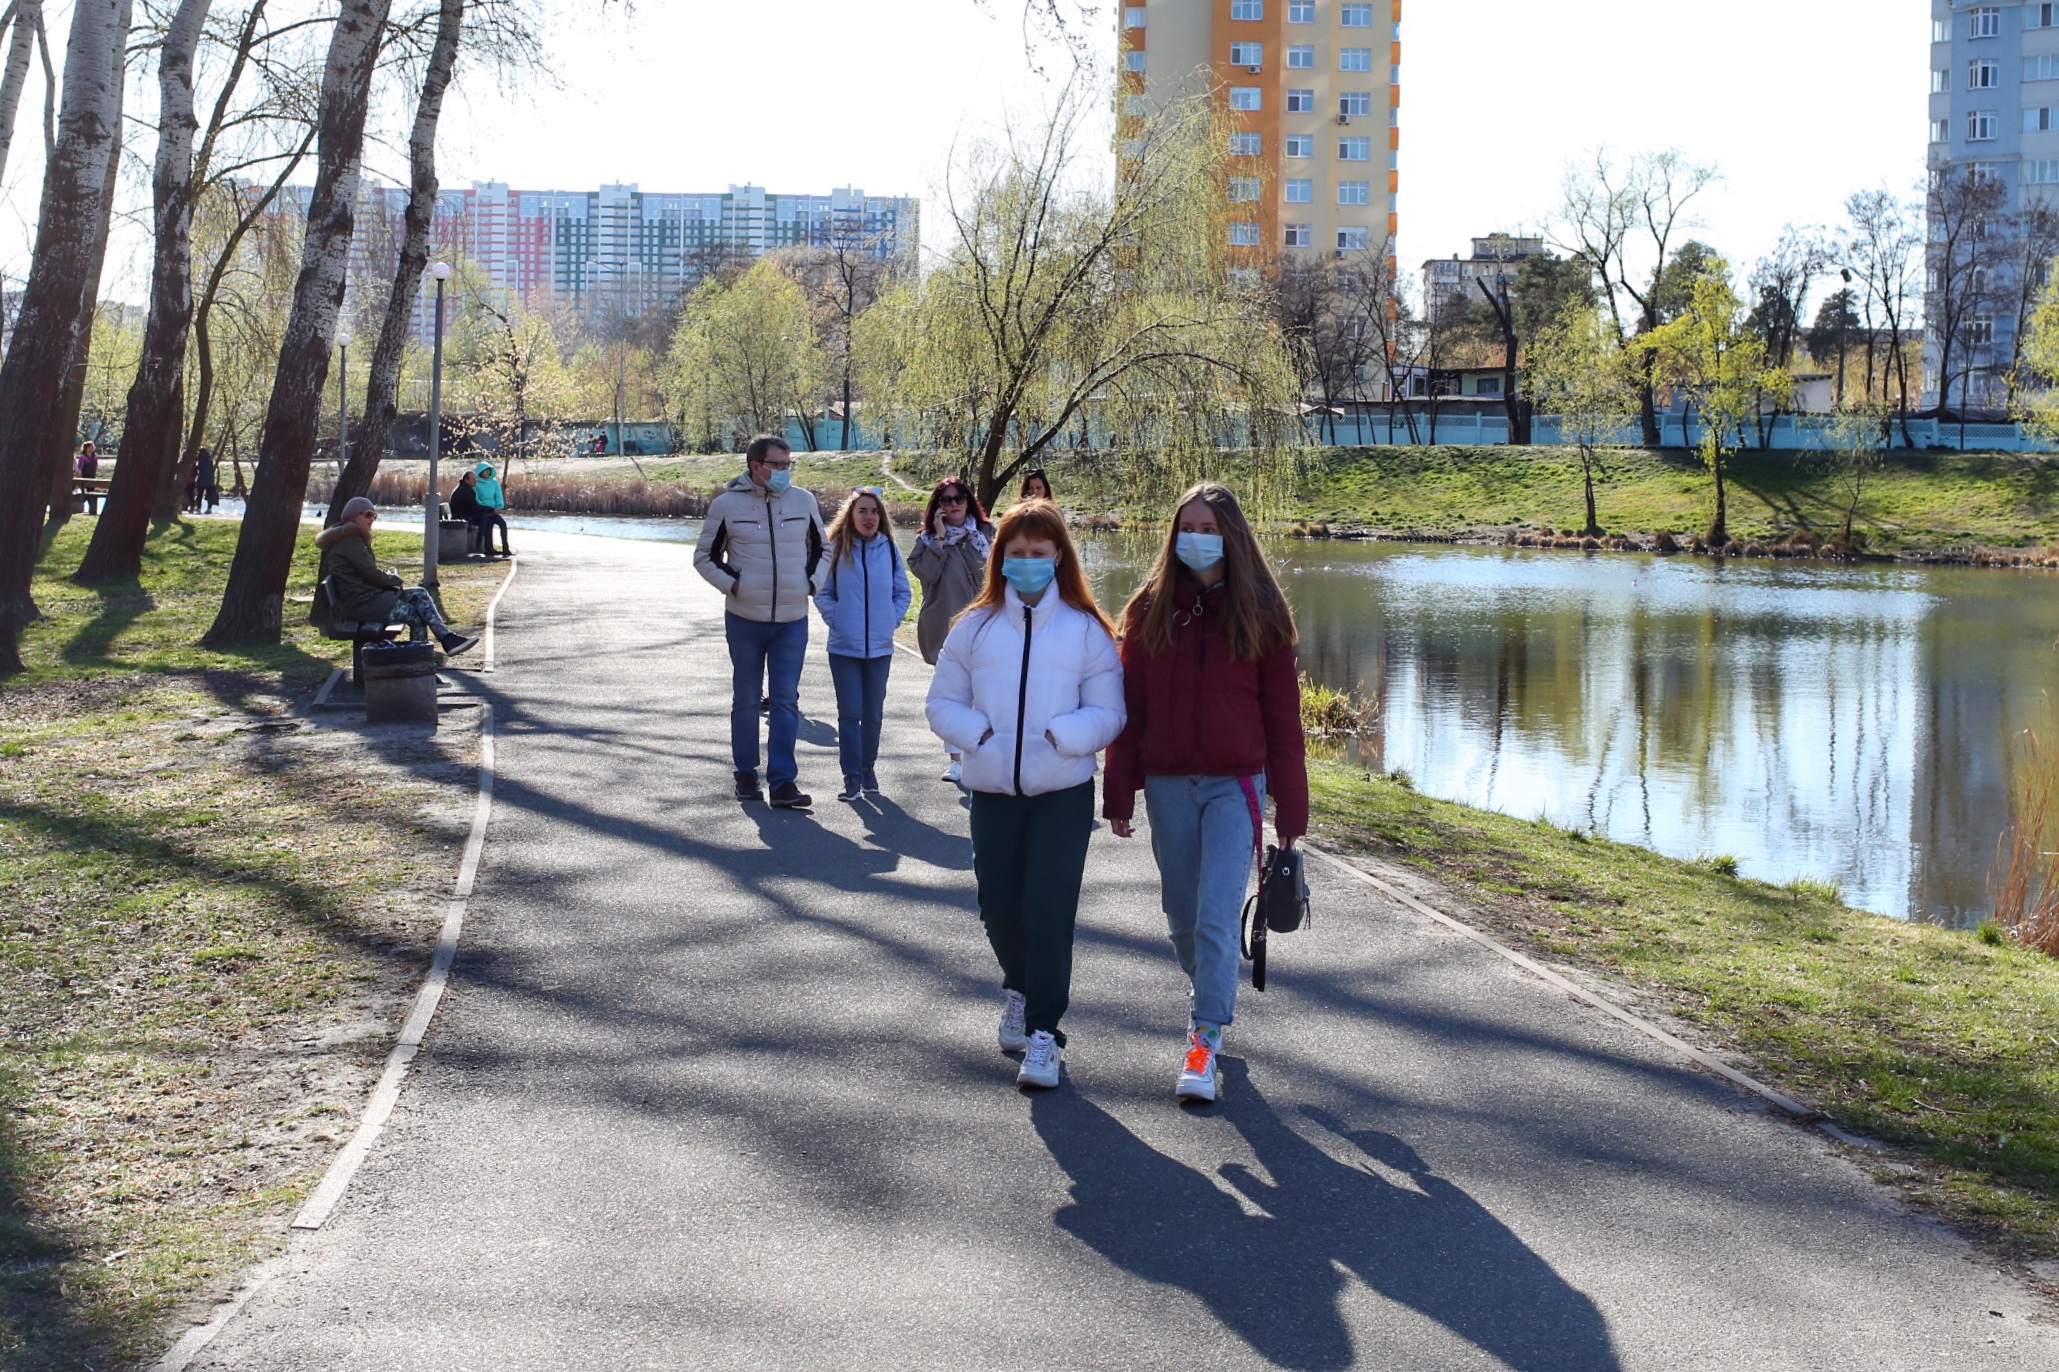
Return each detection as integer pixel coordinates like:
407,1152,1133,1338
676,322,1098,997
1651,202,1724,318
341,496,376,520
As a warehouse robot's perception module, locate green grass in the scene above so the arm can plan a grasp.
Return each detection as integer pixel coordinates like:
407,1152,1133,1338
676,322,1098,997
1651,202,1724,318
643,450,893,493
2,515,499,1368
1309,759,2059,1259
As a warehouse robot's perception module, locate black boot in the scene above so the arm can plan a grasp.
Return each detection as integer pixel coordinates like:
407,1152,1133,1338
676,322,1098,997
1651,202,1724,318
438,629,481,657
734,771,762,802
770,780,811,809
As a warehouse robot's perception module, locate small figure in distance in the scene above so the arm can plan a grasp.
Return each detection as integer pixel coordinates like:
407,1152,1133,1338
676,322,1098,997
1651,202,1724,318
471,463,512,557
814,487,911,801
1104,483,1307,1105
195,446,219,514
907,477,993,785
74,441,99,513
1017,467,1054,506
925,502,1126,1090
448,469,484,555
317,498,480,657
695,435,828,809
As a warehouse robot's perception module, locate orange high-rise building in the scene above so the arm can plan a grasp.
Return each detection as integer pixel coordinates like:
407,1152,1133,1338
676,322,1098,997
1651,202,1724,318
1118,0,1401,266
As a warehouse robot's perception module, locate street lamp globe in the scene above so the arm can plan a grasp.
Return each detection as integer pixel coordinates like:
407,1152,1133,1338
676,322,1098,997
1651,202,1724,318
430,261,452,281
337,331,353,350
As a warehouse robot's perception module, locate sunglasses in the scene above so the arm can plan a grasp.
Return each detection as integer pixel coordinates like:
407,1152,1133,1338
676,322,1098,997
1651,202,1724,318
937,492,969,505
854,485,884,498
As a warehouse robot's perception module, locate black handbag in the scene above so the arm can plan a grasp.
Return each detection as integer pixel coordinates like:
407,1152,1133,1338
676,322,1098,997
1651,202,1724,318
1240,842,1311,992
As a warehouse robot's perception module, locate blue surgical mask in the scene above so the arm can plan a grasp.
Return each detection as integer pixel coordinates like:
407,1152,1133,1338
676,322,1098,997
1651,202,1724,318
1002,556,1056,595
1176,532,1224,572
765,468,792,493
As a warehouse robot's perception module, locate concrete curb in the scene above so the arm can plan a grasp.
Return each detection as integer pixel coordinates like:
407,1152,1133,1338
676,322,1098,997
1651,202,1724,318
481,557,517,672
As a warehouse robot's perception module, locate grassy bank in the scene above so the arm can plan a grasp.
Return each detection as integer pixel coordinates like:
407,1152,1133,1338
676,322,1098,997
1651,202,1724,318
2,517,499,1368
1308,759,2059,1263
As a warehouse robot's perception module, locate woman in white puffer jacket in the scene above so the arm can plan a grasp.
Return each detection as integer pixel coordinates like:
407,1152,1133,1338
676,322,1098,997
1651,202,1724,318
927,500,1125,1091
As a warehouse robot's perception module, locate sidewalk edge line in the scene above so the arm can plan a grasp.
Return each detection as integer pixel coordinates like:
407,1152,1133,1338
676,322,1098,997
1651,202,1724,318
1302,843,1839,1127
482,557,517,672
147,1257,291,1372
311,668,343,709
287,703,495,1233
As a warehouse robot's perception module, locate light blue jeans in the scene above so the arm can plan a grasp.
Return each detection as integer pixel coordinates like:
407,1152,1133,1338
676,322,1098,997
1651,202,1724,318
1144,773,1261,1028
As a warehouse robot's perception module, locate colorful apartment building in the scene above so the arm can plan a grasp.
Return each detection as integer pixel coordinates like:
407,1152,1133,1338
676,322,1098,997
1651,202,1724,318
1119,0,1401,266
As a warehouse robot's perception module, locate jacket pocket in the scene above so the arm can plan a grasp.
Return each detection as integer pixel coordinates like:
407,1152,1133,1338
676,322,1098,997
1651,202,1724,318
958,732,1011,794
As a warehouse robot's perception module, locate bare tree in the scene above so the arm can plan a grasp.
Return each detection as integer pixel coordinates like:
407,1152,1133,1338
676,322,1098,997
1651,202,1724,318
1748,225,1831,371
0,0,47,184
0,0,130,675
41,92,124,529
1845,187,1922,445
777,221,894,452
2004,199,2059,408
206,0,394,647
73,0,214,579
1926,167,2009,415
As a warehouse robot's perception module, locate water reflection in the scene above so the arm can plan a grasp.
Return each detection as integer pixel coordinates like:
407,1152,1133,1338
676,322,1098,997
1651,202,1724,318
1085,539,2058,925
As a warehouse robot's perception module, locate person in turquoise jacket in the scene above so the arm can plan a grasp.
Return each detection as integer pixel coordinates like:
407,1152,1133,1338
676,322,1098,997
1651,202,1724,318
472,463,511,557
813,487,911,801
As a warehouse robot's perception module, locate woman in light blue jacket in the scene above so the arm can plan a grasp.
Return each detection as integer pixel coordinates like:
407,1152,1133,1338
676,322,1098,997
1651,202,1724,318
814,488,912,801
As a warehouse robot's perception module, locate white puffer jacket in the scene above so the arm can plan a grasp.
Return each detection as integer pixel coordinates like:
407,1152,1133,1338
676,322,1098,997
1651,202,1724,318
693,474,827,623
926,586,1126,797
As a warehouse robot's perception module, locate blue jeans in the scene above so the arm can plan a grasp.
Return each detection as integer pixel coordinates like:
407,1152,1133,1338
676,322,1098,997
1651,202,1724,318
827,652,892,779
1144,773,1262,1028
726,613,806,786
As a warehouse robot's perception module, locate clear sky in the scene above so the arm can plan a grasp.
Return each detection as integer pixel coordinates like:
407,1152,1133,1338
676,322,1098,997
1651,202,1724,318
1,0,1932,301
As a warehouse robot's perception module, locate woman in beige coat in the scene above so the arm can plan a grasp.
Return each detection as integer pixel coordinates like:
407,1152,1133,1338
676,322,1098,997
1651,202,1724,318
907,475,994,782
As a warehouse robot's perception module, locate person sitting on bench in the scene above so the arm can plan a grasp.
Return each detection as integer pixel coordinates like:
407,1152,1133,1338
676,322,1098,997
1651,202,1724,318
448,469,486,554
318,497,479,656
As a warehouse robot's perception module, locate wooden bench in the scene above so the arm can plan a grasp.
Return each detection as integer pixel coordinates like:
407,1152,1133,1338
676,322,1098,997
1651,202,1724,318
72,477,109,512
311,577,405,685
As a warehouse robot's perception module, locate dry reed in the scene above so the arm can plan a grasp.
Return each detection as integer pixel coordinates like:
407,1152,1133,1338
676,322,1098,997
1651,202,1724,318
1989,721,2059,956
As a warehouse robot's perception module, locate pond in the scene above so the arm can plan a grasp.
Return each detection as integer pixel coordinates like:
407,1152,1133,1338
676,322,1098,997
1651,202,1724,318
467,511,2059,925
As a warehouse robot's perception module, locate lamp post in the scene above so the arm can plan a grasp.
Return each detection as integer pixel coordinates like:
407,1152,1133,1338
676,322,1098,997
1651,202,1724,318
423,261,452,587
335,330,352,477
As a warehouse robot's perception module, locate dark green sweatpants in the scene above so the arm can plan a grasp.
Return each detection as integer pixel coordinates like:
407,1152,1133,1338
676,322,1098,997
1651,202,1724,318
968,780,1095,1045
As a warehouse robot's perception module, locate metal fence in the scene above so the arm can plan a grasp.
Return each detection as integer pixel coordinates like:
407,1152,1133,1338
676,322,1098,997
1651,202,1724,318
1317,411,2058,453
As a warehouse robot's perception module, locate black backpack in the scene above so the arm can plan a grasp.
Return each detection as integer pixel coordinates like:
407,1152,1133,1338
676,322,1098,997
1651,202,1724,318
1241,843,1310,992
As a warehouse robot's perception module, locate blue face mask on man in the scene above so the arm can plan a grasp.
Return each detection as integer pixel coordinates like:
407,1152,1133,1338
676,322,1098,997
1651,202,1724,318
1176,532,1225,571
1002,556,1057,595
764,467,792,494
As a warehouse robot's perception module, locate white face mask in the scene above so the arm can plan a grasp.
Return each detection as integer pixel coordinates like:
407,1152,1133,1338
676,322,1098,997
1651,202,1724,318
1176,532,1224,571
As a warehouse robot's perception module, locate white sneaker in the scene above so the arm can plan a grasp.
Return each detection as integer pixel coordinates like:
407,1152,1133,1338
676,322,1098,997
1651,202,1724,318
943,757,962,783
998,990,1028,1052
1175,1024,1222,1102
1016,1030,1060,1089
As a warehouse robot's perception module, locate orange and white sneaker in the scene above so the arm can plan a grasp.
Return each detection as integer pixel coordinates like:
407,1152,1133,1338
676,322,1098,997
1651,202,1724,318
1175,1023,1222,1102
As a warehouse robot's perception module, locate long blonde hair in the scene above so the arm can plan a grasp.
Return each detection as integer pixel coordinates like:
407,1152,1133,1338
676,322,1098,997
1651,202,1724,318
960,500,1114,636
826,488,895,571
1124,483,1294,661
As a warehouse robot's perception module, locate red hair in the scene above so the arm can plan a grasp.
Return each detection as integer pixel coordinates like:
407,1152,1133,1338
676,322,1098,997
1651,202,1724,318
960,499,1113,635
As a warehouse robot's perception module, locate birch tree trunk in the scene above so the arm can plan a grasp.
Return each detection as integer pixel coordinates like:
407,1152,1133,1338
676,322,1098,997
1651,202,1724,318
0,0,131,675
326,0,462,526
0,1,42,185
204,0,391,646
42,107,123,531
74,0,212,581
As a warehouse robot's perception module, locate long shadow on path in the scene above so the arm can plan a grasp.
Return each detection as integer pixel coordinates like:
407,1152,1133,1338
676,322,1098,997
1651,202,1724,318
1033,1061,1621,1372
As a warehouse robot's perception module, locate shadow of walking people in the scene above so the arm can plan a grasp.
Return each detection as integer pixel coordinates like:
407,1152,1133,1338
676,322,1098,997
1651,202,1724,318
1031,1060,1620,1371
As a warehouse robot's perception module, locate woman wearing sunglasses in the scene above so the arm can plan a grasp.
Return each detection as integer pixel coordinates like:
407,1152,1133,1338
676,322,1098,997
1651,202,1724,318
815,488,911,801
1103,483,1305,1104
926,500,1124,1089
908,477,994,784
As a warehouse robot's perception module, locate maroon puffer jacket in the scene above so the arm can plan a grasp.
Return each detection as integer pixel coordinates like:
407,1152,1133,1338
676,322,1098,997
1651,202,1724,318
1102,581,1308,842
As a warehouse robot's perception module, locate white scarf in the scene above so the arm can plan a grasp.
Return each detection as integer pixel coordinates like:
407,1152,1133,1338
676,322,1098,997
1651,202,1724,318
933,519,990,559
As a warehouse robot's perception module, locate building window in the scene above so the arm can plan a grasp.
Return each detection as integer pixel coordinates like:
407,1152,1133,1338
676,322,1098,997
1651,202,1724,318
1120,138,1146,158
1341,3,1374,25
1124,6,1147,27
1229,86,1262,110
1973,6,2001,38
1932,118,1951,144
1340,91,1373,117
1286,88,1315,112
2030,55,2059,81
2034,3,2059,28
1288,0,1314,20
1476,375,1503,396
1338,180,1370,204
1229,222,1261,246
1228,131,1262,155
1284,178,1313,202
1338,137,1371,160
1230,41,1264,65
1285,223,1313,248
1931,68,1949,93
1123,94,1148,114
1969,59,2000,88
1231,0,1263,16
1125,50,1147,71
1969,316,1995,346
2029,159,2059,184
1285,133,1313,157
1970,109,1999,140
2027,107,2056,133
1338,226,1370,251
1228,177,1262,201
1933,17,1950,42
1287,44,1314,68
1972,160,2005,183
1339,47,1373,71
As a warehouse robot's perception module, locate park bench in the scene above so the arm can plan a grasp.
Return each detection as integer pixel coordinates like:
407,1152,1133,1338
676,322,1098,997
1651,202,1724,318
311,576,405,685
72,477,109,513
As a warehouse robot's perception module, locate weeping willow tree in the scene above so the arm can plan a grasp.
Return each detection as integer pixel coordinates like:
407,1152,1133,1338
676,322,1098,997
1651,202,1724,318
857,81,1302,510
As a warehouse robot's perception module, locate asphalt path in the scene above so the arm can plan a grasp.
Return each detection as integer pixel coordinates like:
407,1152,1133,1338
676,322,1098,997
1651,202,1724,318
194,529,2056,1370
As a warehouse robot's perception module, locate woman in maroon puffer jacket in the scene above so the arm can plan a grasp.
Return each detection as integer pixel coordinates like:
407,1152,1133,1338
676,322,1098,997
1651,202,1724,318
1105,482,1306,1104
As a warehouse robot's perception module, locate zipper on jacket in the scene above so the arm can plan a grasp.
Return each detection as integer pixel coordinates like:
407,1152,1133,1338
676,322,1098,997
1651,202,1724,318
766,487,778,622
1013,604,1033,795
863,539,872,657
